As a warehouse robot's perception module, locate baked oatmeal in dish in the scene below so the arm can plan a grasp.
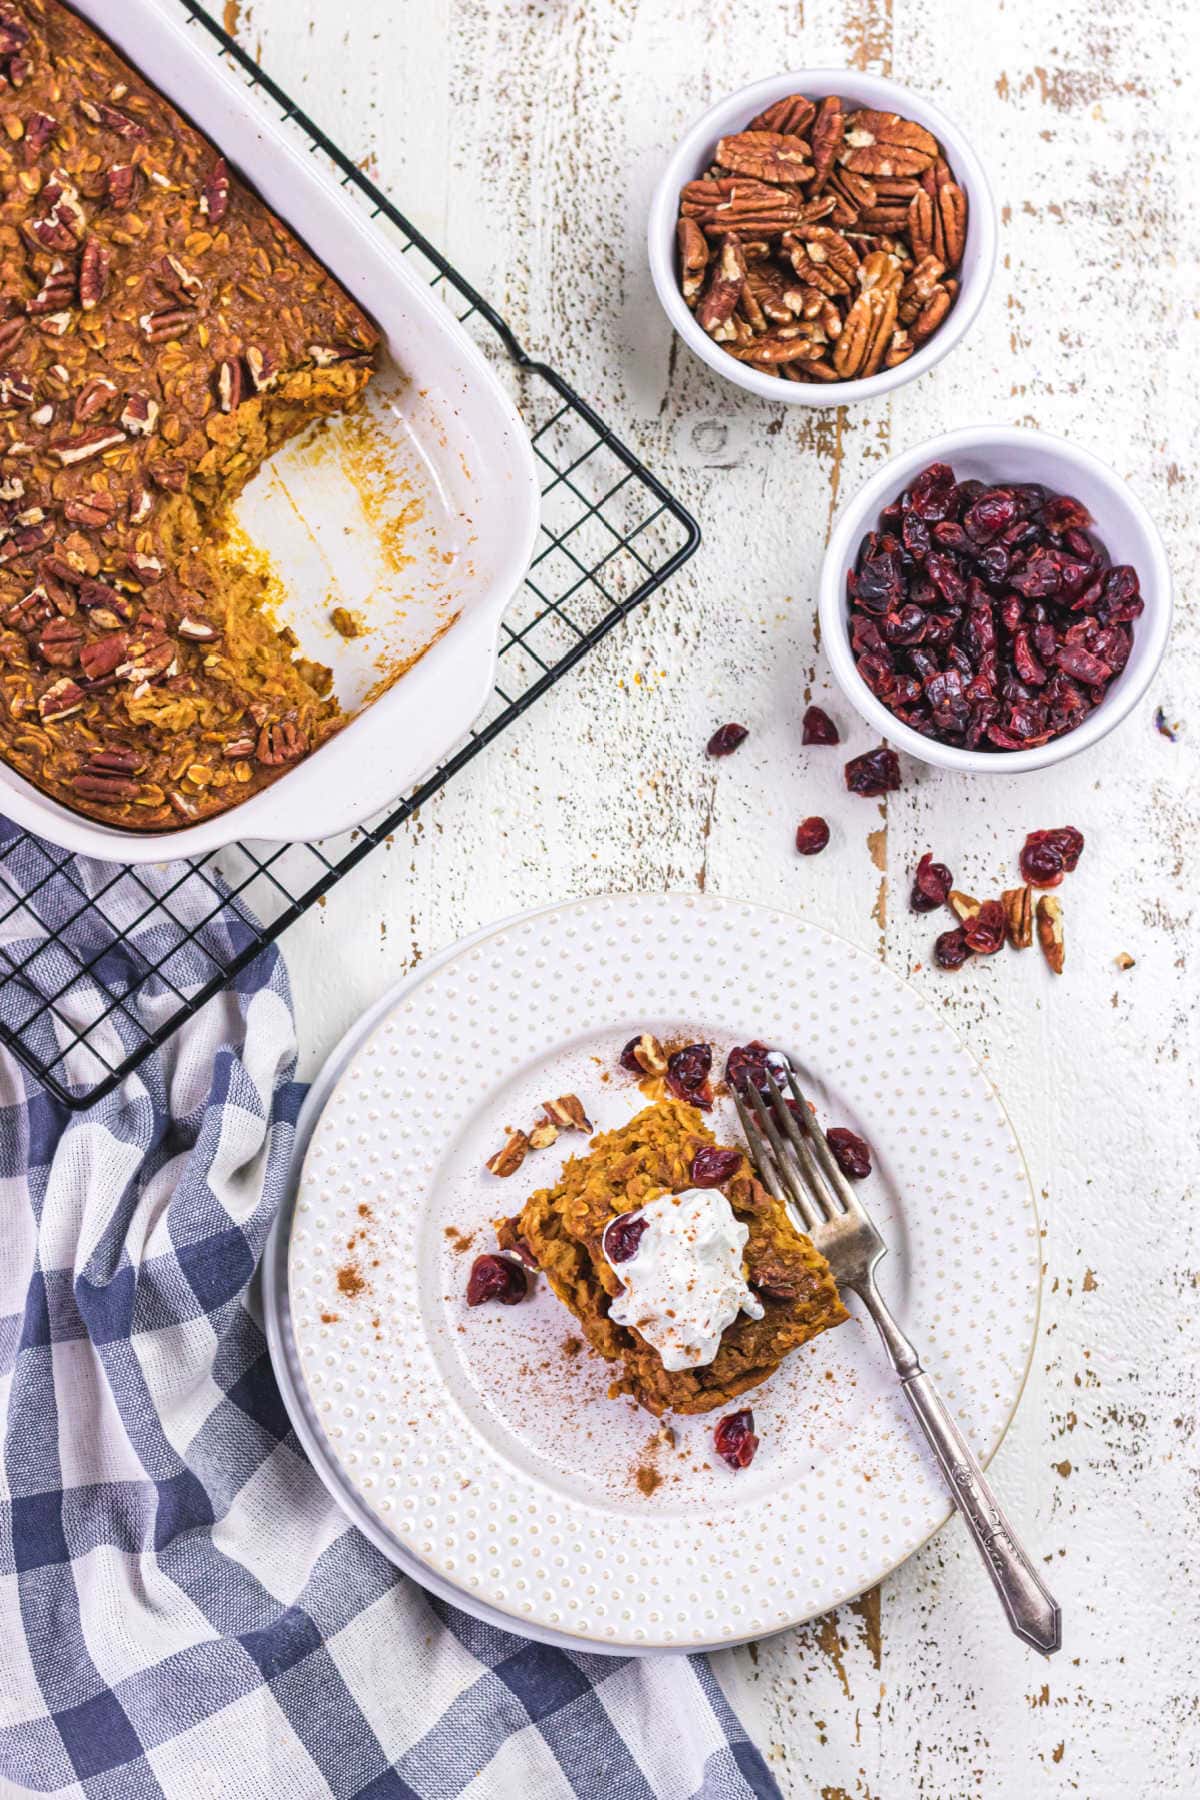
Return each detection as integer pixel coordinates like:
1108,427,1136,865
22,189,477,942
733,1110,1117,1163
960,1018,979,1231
498,1099,847,1416
0,0,379,830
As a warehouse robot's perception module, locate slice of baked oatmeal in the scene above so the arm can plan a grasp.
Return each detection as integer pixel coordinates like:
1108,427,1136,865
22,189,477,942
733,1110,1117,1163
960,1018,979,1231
499,1099,847,1416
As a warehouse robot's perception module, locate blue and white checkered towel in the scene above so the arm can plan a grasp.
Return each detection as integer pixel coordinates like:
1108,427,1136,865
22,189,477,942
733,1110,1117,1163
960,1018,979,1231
0,823,779,1800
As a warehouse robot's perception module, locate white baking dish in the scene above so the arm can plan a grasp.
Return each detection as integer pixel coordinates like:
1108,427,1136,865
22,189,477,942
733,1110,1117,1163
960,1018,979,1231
0,0,540,864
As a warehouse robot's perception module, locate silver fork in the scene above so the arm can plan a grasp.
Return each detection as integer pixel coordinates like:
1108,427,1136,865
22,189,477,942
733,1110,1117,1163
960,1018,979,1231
734,1057,1062,1656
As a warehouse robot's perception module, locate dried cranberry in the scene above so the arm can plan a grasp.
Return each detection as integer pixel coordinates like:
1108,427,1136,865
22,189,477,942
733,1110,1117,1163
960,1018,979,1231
603,1212,649,1264
827,1127,872,1179
962,899,1005,955
854,534,906,613
1019,838,1064,887
725,1040,788,1098
1040,494,1092,534
844,746,901,797
466,1254,528,1307
619,1036,646,1073
714,1408,759,1470
691,1145,744,1188
910,851,952,913
963,489,1018,543
908,462,957,521
795,816,830,856
933,927,972,970
707,722,748,758
665,1042,713,1109
1045,825,1084,870
802,704,839,745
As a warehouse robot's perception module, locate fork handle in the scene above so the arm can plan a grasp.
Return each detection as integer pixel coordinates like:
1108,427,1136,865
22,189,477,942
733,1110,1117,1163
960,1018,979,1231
857,1286,1062,1656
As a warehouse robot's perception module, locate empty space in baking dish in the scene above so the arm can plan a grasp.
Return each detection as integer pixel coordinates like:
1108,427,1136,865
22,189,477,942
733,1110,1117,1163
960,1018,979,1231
231,358,469,715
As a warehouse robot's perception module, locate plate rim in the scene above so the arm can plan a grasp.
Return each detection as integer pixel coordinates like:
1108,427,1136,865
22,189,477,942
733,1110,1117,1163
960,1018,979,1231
265,890,1043,1654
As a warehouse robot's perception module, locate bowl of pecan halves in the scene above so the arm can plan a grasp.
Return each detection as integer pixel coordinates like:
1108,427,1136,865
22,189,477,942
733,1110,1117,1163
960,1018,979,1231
648,71,997,404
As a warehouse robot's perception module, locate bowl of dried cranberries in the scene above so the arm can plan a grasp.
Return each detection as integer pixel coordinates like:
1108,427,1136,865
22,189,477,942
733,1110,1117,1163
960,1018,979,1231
648,69,997,404
819,426,1172,770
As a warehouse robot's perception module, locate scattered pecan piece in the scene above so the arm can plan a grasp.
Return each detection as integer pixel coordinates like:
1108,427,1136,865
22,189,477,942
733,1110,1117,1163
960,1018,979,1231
1001,886,1034,950
485,1130,530,1179
947,890,981,923
542,1094,592,1132
528,1121,559,1151
1114,951,1136,971
1036,895,1065,974
621,1032,668,1076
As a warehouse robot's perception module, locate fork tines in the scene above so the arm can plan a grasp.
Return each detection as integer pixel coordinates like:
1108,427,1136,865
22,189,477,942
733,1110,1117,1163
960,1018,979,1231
733,1063,861,1233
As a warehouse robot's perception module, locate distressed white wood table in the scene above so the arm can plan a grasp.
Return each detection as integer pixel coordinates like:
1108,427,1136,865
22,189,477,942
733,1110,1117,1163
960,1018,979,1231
211,2,1197,1794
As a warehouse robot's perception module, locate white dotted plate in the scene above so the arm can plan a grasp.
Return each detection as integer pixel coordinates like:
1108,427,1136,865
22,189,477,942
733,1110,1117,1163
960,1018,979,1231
288,892,1040,1650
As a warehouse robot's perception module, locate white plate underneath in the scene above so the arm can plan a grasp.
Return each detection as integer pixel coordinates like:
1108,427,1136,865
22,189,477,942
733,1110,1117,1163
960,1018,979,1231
274,892,1041,1653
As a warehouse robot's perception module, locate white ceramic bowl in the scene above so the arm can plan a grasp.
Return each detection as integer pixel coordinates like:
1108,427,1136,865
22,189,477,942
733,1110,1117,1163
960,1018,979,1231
647,70,997,407
818,426,1173,773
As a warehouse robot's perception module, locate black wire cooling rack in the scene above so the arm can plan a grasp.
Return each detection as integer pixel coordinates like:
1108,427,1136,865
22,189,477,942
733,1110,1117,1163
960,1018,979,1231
0,1,700,1111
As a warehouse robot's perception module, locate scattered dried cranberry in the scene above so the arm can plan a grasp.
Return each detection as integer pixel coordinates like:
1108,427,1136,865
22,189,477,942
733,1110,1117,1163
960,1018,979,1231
827,1127,872,1179
795,816,830,856
714,1408,759,1471
707,722,748,758
847,463,1142,752
1026,825,1085,872
665,1042,714,1109
934,926,972,970
910,851,953,913
619,1036,646,1074
603,1211,649,1264
725,1040,788,1098
466,1254,528,1307
1019,838,1064,888
844,745,901,797
802,705,839,746
962,899,1006,955
690,1145,743,1188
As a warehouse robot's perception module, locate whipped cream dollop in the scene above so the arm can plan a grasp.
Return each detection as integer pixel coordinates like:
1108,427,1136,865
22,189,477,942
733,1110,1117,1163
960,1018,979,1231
606,1187,764,1372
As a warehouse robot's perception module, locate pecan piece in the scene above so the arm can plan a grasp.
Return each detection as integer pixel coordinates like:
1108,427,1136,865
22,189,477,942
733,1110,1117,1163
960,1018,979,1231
256,718,307,765
78,99,150,141
485,1130,530,1179
200,156,230,224
245,345,279,393
748,1259,803,1302
695,235,747,339
105,162,141,211
120,393,159,437
908,170,968,270
833,254,901,378
64,490,118,528
808,95,845,193
782,225,858,297
528,1120,559,1151
626,1032,668,1075
897,255,945,325
1036,895,1065,974
714,130,814,185
542,1094,592,1132
746,94,816,137
78,237,110,310
216,358,244,413
158,253,203,302
677,217,709,307
840,109,938,177
74,376,118,422
48,427,127,467
1002,886,1034,950
79,631,128,681
911,284,952,344
71,750,141,804
38,675,85,720
36,616,83,666
0,317,26,359
0,369,36,409
26,257,75,314
139,307,195,344
24,111,58,160
731,325,825,365
948,890,981,923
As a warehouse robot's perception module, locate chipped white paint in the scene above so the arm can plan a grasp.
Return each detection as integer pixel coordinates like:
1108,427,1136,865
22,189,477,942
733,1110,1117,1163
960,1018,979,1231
207,1,1198,1793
